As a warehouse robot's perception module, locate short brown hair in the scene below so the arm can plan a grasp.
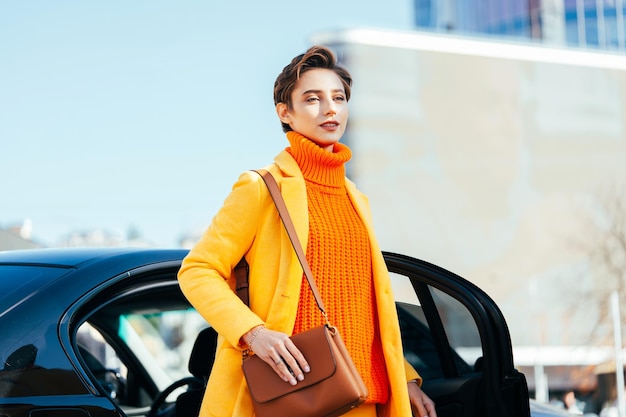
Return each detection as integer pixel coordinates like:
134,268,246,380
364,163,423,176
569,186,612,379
274,45,352,133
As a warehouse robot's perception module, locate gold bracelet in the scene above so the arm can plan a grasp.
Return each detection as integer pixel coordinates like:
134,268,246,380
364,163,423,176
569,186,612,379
246,326,265,350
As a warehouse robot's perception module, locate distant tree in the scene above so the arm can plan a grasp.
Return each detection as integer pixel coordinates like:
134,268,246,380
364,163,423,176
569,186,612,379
577,184,626,345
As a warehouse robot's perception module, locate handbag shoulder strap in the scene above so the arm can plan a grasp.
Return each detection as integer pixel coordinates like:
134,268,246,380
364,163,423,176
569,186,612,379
253,169,330,325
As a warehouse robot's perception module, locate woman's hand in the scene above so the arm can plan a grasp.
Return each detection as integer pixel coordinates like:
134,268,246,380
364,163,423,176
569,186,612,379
408,380,437,417
243,325,310,386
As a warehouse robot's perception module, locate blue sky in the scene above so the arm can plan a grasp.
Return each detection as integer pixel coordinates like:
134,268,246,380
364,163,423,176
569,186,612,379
1,1,414,247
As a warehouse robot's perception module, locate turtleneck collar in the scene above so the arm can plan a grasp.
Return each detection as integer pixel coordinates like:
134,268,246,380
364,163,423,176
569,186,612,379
285,131,352,187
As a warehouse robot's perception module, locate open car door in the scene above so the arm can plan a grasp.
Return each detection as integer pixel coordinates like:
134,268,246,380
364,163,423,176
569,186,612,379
384,252,530,417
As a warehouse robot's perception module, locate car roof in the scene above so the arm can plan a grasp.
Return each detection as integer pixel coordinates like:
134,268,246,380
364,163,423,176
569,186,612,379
0,247,189,319
0,247,186,268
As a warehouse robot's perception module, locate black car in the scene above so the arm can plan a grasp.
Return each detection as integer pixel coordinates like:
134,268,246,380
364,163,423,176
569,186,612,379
0,248,566,417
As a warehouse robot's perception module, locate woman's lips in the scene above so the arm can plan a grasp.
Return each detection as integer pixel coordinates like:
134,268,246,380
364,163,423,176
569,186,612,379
320,121,339,130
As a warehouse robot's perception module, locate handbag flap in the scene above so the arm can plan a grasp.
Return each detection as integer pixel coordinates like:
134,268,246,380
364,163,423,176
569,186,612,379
242,325,337,403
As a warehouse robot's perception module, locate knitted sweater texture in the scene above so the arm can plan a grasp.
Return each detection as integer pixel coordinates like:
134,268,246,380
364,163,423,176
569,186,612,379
287,131,389,404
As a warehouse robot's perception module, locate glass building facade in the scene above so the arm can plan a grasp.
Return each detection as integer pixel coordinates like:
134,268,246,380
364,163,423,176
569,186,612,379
414,0,626,51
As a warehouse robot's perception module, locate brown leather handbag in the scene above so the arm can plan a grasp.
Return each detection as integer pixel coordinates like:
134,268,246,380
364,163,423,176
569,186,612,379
239,169,368,417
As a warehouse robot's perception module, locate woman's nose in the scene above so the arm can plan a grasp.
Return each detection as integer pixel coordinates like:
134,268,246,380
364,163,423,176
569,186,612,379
325,102,337,117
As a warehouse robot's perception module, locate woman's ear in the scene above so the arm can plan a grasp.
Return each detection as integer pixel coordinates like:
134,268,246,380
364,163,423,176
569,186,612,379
276,103,290,125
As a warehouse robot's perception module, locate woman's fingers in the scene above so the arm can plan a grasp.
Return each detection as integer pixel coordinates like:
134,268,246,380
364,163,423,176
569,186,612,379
250,328,310,385
269,354,294,384
282,337,311,379
408,381,437,417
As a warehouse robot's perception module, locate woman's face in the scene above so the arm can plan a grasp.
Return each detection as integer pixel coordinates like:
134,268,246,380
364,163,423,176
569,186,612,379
277,68,349,151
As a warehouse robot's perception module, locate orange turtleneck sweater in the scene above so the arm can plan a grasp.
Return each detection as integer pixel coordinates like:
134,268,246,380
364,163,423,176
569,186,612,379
287,131,389,404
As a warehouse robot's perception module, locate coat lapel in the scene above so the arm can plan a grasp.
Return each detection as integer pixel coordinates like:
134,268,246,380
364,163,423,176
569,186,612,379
259,151,309,333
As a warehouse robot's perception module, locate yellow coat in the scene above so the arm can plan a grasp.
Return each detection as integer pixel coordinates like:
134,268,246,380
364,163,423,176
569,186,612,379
178,150,419,417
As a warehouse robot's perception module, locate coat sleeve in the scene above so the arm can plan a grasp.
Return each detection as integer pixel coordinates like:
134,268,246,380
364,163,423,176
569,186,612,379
178,171,266,349
404,358,422,386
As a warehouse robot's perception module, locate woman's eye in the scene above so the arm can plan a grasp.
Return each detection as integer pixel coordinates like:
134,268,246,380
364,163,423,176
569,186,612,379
306,97,319,102
334,96,346,102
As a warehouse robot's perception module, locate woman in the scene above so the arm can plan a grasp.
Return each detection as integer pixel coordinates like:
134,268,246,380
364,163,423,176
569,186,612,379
178,45,436,417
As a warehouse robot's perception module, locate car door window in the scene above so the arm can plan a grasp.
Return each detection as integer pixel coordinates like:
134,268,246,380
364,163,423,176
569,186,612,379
77,309,207,405
391,272,482,380
430,286,482,374
116,309,206,387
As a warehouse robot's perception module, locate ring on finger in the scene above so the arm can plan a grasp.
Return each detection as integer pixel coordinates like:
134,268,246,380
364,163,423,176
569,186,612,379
274,357,283,365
